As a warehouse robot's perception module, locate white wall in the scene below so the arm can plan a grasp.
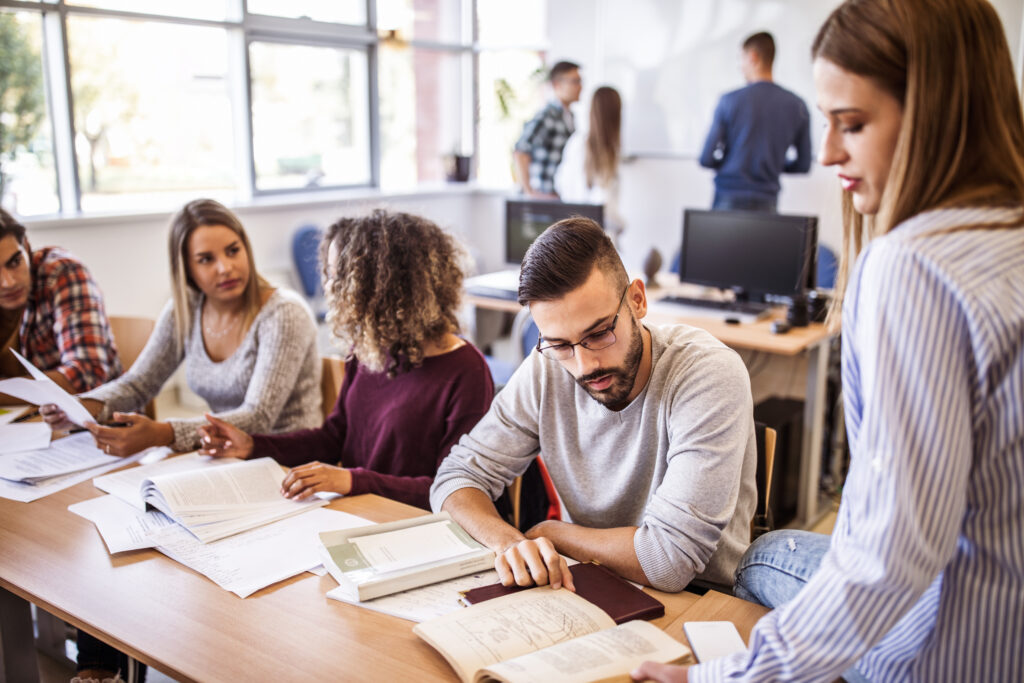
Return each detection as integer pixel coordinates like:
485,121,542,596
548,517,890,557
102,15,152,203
26,188,507,319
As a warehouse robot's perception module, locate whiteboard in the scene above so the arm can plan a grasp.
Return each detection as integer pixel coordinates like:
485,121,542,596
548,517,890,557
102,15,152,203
598,0,841,158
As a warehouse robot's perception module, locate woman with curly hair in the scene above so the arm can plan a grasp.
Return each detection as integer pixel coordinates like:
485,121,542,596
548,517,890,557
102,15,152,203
199,209,494,510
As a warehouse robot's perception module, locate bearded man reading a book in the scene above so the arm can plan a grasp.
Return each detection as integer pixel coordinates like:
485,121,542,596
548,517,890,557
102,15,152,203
430,217,756,593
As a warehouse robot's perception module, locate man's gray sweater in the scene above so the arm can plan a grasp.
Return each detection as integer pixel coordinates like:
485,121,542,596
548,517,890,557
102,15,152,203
430,323,757,591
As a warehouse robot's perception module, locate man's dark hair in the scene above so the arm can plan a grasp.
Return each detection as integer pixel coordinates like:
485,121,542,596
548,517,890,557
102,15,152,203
0,208,27,246
518,217,627,305
743,31,775,68
549,61,580,82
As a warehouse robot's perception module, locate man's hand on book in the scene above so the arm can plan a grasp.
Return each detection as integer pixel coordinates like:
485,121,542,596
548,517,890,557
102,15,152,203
495,536,576,592
280,461,352,500
631,661,689,682
199,414,253,459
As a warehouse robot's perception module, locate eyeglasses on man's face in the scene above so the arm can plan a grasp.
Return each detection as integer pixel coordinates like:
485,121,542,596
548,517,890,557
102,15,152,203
536,285,630,361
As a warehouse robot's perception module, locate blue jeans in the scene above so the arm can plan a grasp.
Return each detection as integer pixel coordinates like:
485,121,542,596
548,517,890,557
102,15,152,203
734,530,870,683
712,192,777,212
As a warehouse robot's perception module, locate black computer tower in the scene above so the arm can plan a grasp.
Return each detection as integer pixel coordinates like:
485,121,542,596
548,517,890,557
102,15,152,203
754,397,804,529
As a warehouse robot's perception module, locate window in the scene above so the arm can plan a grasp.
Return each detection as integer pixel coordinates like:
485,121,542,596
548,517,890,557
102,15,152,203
476,2,548,188
247,0,365,25
0,10,59,216
0,1,551,217
65,1,233,22
67,15,237,212
379,45,471,187
250,41,371,191
476,50,546,188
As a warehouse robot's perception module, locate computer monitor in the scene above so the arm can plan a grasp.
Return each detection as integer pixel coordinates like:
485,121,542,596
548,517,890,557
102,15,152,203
679,209,818,301
505,198,604,265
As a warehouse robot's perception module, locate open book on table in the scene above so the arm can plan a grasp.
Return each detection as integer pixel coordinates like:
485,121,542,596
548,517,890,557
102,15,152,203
318,512,494,602
140,456,325,543
413,587,691,683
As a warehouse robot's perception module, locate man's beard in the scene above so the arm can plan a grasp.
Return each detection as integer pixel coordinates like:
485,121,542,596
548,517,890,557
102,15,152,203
574,316,643,410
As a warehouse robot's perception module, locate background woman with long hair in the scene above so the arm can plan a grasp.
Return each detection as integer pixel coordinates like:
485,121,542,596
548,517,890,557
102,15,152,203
634,0,1024,681
555,86,626,243
43,198,321,457
198,209,494,510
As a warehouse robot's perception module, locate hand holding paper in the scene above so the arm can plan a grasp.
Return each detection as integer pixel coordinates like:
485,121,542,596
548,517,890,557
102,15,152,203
0,350,97,427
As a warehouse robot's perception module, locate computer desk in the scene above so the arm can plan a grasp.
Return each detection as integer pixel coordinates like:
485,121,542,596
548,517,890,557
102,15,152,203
0,480,769,682
466,285,837,532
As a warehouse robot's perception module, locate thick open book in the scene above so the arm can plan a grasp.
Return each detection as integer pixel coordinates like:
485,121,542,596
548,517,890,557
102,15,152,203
141,457,325,543
414,587,691,683
318,512,494,602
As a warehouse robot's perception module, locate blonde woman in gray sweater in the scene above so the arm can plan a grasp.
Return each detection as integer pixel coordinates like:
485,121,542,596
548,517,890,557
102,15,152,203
42,198,320,457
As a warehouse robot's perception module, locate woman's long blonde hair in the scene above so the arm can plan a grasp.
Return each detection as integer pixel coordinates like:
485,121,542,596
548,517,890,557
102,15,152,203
813,0,1024,327
584,86,622,190
167,199,269,350
320,210,466,377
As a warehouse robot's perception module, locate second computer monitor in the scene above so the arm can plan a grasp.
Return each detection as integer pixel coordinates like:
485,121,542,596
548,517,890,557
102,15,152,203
679,209,818,301
506,198,605,265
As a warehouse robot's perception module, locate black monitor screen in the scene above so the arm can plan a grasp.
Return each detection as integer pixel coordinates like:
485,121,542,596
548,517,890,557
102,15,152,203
506,199,604,264
679,209,817,299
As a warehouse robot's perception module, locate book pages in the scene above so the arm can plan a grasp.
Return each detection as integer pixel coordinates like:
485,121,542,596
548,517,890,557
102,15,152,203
413,588,615,683
479,620,691,683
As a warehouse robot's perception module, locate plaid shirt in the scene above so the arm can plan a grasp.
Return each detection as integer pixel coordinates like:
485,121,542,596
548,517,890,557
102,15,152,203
17,247,121,392
514,100,575,194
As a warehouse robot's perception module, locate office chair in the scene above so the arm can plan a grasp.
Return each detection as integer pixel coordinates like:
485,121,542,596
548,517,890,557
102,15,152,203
108,315,157,419
320,356,345,421
291,224,326,321
752,421,778,540
817,244,838,290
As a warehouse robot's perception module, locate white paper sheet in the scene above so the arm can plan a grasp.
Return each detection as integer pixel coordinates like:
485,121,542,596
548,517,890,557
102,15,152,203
155,507,373,598
0,432,121,483
6,349,97,425
94,452,241,510
326,569,502,622
0,449,145,502
0,422,51,454
0,377,96,427
69,494,178,553
0,406,31,426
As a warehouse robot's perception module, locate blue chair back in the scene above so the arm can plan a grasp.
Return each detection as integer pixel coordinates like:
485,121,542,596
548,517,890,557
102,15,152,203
817,244,838,290
292,225,323,298
520,317,539,359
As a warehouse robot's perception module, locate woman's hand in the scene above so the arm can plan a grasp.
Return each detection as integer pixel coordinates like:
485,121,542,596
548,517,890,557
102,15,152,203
87,412,173,457
198,414,253,459
280,462,353,500
40,398,102,431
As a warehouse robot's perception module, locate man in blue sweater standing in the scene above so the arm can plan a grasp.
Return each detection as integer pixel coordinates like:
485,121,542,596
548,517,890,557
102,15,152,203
700,32,812,212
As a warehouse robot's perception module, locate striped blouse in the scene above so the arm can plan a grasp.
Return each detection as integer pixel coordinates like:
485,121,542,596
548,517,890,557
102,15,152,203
691,206,1024,681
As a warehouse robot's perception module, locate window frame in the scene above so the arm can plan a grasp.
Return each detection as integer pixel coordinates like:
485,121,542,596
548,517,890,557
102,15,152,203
0,0,527,218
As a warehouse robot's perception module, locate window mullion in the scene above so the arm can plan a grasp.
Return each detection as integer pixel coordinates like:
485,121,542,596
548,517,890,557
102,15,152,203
40,7,80,214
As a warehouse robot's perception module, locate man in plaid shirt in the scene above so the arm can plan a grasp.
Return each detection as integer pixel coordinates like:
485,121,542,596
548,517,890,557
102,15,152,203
514,61,583,197
1,208,121,397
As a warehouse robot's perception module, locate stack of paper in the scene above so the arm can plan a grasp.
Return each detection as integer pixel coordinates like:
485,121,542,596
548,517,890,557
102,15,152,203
70,491,373,597
0,432,145,502
0,422,51,454
319,512,495,602
141,457,328,543
70,453,376,597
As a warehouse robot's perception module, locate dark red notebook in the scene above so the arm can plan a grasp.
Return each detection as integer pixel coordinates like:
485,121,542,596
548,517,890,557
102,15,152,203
461,562,664,623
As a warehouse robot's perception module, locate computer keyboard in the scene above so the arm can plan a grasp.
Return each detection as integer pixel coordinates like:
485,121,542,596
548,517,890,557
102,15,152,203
658,295,773,315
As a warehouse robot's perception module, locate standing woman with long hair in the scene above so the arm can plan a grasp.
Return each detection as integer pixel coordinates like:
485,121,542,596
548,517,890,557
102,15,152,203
42,198,321,457
555,86,626,242
634,0,1024,681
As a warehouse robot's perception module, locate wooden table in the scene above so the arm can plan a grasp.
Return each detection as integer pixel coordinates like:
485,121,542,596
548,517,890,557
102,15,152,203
467,284,837,529
0,481,768,682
